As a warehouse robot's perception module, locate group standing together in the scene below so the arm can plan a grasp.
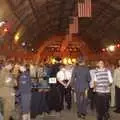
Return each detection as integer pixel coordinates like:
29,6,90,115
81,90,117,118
0,58,120,120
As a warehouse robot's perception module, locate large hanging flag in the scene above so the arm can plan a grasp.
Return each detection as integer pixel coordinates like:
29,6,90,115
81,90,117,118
78,0,92,17
69,16,79,34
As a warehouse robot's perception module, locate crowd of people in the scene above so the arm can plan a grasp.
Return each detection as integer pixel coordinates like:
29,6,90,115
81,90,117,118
0,57,120,120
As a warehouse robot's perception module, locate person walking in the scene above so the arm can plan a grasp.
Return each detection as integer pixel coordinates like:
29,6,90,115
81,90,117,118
89,66,97,111
18,66,31,120
93,60,113,120
72,58,91,119
0,62,15,120
114,60,120,113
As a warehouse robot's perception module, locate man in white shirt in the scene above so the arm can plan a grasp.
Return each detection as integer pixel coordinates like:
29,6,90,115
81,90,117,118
114,60,120,113
57,64,72,110
89,67,97,111
30,63,38,78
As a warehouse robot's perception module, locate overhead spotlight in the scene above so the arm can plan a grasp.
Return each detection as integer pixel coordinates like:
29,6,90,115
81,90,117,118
68,58,72,64
3,28,8,32
102,48,106,52
32,48,34,52
72,58,76,64
117,44,120,48
106,48,109,51
108,45,115,52
0,21,6,27
51,58,56,64
69,48,72,52
14,33,20,42
63,58,68,65
22,42,26,46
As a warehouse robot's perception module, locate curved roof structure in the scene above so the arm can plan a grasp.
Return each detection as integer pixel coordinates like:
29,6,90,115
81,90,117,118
0,0,120,52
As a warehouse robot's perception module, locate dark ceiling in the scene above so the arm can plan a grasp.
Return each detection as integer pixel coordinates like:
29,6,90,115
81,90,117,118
1,0,120,52
6,0,76,49
79,0,120,51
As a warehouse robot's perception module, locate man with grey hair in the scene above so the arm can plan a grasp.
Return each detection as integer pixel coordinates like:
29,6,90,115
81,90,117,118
71,57,91,119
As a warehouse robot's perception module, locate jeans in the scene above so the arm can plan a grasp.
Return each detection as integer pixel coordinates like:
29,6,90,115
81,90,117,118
115,86,120,110
95,92,110,120
76,91,88,115
58,83,72,110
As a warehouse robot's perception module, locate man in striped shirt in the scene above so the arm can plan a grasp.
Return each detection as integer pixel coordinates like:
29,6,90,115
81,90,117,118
93,60,113,120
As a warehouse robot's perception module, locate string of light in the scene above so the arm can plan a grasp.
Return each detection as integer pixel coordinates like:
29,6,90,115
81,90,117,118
102,44,120,52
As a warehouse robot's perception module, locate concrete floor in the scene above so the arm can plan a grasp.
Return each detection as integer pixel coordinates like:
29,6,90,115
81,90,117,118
33,108,120,120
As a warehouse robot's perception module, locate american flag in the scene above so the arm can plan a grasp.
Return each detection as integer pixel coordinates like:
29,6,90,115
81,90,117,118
78,0,92,17
69,16,79,34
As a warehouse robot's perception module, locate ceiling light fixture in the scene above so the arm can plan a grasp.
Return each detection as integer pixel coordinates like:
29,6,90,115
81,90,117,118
117,44,120,48
3,28,8,32
32,48,34,52
22,42,26,46
102,48,106,52
108,45,115,52
14,33,20,42
0,21,6,27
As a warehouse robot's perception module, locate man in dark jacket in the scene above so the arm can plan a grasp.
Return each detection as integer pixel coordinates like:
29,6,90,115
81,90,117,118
72,58,91,119
19,66,31,120
47,57,62,114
